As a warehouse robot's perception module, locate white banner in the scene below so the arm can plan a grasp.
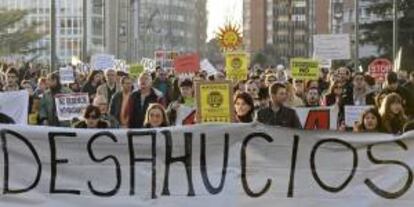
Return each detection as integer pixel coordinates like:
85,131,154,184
313,34,351,60
0,124,414,206
200,59,218,75
55,93,90,121
0,90,28,124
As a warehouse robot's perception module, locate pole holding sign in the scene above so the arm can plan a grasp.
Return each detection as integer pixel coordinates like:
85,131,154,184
195,81,234,123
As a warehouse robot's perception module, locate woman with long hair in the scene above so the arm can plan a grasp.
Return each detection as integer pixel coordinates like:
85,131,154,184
379,93,408,134
233,92,255,123
323,81,343,106
354,108,383,132
143,103,169,128
81,70,103,100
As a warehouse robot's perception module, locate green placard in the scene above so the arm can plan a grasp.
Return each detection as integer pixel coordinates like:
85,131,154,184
290,58,320,80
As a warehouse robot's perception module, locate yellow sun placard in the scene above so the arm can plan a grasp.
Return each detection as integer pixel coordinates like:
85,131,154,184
216,24,243,51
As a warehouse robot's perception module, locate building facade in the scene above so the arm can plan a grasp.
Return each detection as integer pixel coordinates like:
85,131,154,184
0,0,106,64
243,0,312,65
105,0,207,63
1,0,207,64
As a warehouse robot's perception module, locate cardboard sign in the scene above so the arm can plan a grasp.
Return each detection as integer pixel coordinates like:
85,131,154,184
55,93,90,121
59,67,75,84
91,54,116,71
155,50,179,71
225,52,249,81
313,34,351,60
344,105,374,127
195,81,233,123
200,59,218,75
173,53,200,74
368,58,393,80
129,64,144,79
140,58,156,71
290,58,320,80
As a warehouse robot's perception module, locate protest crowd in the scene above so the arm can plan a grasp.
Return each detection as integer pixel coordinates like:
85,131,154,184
0,59,413,135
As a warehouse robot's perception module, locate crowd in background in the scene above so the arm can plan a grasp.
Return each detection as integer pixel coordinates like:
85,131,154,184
0,61,414,135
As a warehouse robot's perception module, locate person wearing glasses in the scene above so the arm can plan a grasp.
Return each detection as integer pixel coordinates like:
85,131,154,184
93,95,119,128
73,105,109,129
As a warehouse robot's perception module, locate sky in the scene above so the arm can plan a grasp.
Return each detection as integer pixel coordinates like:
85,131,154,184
207,0,242,41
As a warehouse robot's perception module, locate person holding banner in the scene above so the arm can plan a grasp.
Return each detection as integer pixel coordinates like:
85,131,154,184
256,83,302,128
233,92,255,123
73,105,109,129
39,73,72,127
143,103,169,128
354,108,383,132
379,93,408,134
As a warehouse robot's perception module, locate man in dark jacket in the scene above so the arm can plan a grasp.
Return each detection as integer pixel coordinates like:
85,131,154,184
256,83,302,129
127,73,163,128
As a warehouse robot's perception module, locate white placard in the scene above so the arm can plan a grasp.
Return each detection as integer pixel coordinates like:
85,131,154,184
0,90,28,124
313,34,351,60
344,105,374,127
91,54,115,71
55,93,90,121
59,67,75,84
141,58,156,71
200,59,218,75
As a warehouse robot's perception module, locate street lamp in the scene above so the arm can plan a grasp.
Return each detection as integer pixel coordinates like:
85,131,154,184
393,0,398,61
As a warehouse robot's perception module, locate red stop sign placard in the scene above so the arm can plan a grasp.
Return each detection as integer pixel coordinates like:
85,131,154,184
368,58,393,80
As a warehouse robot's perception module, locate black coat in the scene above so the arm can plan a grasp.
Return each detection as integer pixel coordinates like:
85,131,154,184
128,89,162,128
256,105,302,129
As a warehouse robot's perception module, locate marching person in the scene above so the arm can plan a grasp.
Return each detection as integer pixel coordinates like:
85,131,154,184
128,73,164,128
93,95,119,128
39,73,72,127
81,70,103,101
379,93,408,134
354,108,383,133
109,76,133,128
143,103,169,128
256,83,302,128
167,79,196,126
73,105,109,129
96,69,120,103
233,92,255,123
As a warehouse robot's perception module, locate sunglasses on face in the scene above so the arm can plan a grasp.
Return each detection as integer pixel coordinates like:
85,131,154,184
86,115,99,119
